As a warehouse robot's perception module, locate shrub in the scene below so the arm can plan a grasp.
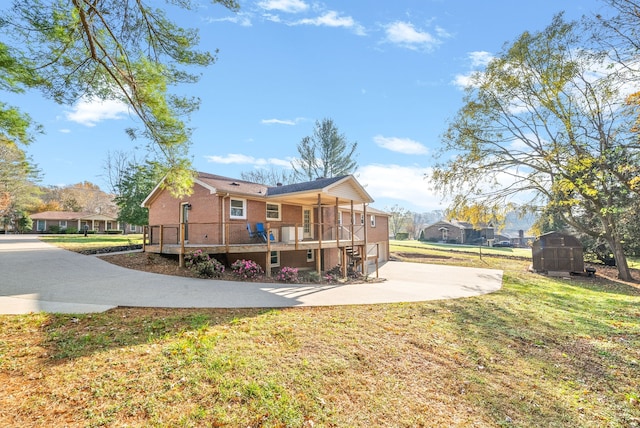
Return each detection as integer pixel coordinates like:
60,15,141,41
231,259,264,279
324,264,361,282
275,266,299,283
106,229,123,234
185,249,225,278
65,227,78,234
48,225,61,234
304,270,322,283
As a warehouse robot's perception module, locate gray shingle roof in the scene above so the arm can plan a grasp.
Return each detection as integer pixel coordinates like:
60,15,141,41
265,175,348,196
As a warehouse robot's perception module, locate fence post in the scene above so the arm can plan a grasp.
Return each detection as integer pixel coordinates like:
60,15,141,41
179,223,185,267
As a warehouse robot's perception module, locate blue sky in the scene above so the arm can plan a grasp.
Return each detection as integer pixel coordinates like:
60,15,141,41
10,0,604,212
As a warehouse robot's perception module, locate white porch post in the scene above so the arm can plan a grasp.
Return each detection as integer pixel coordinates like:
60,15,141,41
316,194,322,274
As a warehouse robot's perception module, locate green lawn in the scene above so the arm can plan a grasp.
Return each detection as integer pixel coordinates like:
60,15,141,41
391,239,640,269
391,239,533,258
39,234,143,252
1,242,639,426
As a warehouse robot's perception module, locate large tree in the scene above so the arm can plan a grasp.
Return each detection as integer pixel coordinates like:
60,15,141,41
0,0,239,195
431,15,639,280
240,167,295,186
292,118,358,181
0,139,41,230
40,182,117,214
113,161,166,226
386,204,412,238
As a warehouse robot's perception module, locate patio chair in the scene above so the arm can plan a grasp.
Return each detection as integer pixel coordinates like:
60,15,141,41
255,222,268,242
247,222,258,241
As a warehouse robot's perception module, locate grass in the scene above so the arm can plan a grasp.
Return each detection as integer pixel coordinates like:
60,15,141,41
1,245,639,426
391,239,533,259
39,234,144,252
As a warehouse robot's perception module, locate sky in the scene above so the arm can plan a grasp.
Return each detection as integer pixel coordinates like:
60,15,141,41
7,0,607,212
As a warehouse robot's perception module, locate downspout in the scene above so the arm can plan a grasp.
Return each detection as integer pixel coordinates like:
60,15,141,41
221,193,229,245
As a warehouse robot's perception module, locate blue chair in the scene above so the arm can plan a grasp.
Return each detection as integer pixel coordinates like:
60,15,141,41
255,223,268,242
247,222,258,240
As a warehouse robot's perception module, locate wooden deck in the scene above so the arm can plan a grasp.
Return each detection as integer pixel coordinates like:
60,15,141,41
144,238,365,255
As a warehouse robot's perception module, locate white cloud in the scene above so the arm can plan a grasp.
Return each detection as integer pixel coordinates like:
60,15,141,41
59,129,71,134
373,135,428,155
358,164,445,211
452,73,475,90
258,0,308,13
452,52,494,90
206,14,252,27
384,21,441,51
292,11,366,35
65,97,129,127
205,153,292,167
261,117,305,126
469,51,493,67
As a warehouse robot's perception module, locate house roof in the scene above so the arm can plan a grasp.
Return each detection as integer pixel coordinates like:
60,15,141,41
30,211,117,221
197,172,268,197
142,172,374,208
425,219,491,230
266,175,374,206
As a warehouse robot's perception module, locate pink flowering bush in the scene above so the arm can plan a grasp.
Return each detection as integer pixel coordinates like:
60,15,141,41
185,249,225,278
324,273,338,283
275,266,299,283
231,259,264,279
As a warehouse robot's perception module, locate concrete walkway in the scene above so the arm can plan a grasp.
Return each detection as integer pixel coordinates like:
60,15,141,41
0,235,503,314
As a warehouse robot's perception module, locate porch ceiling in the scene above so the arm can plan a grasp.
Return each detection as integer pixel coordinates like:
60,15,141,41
266,192,368,207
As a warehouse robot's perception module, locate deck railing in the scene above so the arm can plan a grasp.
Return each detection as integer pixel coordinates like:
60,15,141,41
144,221,365,248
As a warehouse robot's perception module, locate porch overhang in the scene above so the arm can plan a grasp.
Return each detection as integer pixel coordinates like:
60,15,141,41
266,175,374,206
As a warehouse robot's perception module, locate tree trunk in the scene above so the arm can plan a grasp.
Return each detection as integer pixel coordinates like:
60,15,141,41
599,213,634,281
608,237,633,281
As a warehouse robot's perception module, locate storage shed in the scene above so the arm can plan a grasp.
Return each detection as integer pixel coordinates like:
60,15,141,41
532,231,584,274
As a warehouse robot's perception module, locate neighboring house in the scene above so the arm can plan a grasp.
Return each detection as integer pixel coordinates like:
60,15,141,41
421,220,495,245
29,211,119,233
142,172,390,276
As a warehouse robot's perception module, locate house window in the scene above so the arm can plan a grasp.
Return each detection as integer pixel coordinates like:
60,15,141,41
360,213,365,225
266,203,281,221
230,198,246,219
338,212,343,226
270,251,280,267
370,215,376,227
306,249,315,262
59,220,67,230
36,220,45,232
130,224,137,232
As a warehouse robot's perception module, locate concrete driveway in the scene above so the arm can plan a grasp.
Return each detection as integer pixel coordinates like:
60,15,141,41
0,235,503,314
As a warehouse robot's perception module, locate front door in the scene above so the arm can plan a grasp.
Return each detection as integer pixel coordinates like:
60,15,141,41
303,207,313,239
181,203,190,242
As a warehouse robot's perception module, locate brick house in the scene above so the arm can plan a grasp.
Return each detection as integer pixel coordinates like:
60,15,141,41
421,219,495,245
141,172,390,276
28,211,143,234
29,211,120,233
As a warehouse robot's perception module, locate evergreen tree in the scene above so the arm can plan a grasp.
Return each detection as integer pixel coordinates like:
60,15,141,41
292,118,358,181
